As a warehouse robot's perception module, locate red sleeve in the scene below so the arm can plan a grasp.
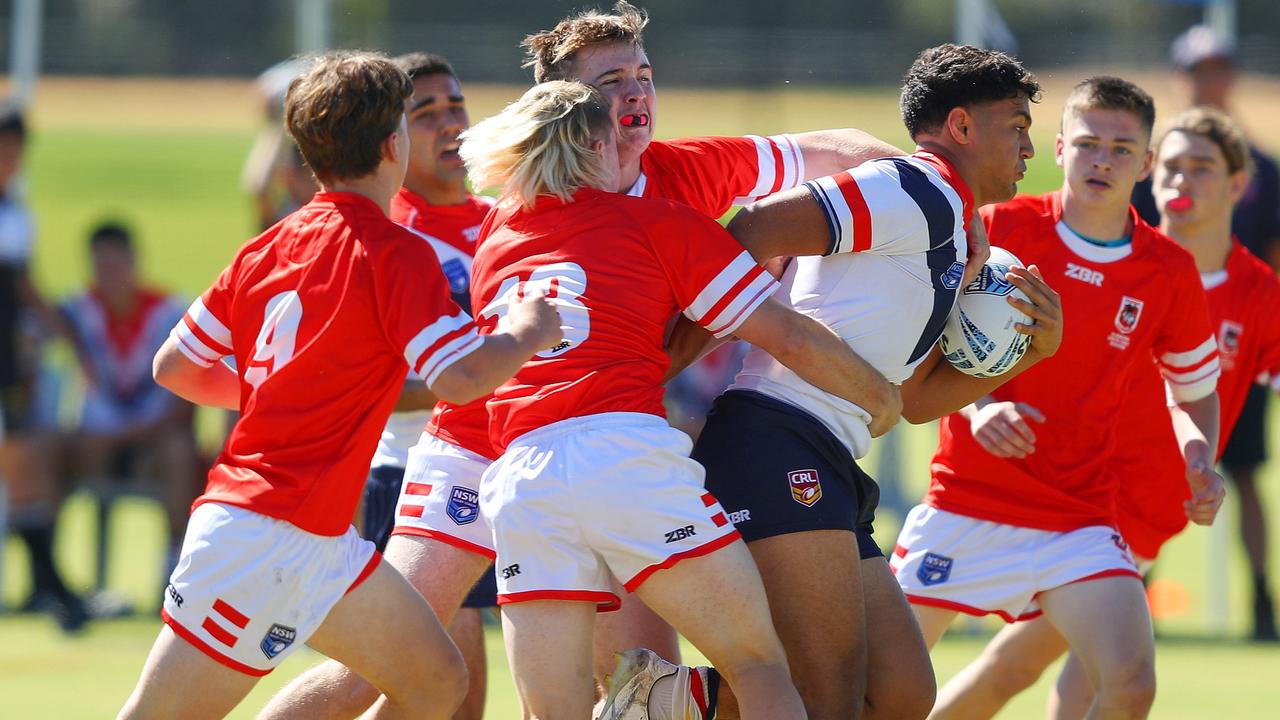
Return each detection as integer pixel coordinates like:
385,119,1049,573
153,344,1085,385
642,202,780,338
172,263,236,368
648,135,804,218
372,231,482,386
1153,252,1220,403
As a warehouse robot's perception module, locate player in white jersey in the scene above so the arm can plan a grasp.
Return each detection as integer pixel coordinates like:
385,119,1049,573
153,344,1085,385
601,44,1062,720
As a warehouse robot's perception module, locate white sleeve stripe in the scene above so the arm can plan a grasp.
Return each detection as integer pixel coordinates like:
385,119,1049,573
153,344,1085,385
1168,372,1219,403
186,297,232,351
419,331,484,387
1160,336,1218,369
703,272,780,338
769,133,802,191
1162,357,1221,386
744,135,776,200
171,327,218,367
404,312,473,368
685,253,767,323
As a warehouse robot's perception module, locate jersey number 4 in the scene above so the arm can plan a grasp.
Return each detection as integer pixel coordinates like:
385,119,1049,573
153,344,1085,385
480,263,589,358
245,291,303,388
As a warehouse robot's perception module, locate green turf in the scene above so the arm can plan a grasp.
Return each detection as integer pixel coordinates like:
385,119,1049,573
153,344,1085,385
3,81,1279,717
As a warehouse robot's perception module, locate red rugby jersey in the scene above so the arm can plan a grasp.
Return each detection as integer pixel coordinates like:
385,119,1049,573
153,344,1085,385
426,134,804,459
172,192,479,535
1117,241,1280,558
471,188,778,451
927,191,1220,532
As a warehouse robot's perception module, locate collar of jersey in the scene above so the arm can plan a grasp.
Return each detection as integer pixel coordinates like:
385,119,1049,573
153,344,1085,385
312,190,382,215
912,150,974,223
1055,219,1133,263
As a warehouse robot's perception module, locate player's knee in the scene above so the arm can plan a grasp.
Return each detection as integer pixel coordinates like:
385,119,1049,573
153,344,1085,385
1097,659,1155,715
984,647,1045,699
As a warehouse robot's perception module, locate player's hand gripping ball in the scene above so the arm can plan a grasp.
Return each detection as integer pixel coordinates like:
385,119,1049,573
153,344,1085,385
939,246,1032,378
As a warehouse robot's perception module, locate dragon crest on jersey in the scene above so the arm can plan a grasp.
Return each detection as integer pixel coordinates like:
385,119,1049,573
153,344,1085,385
917,552,954,586
1114,296,1144,334
261,623,297,660
788,469,823,507
447,486,480,525
1219,320,1242,357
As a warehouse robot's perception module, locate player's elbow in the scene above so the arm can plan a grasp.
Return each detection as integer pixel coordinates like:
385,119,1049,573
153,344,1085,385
152,341,187,393
429,361,491,406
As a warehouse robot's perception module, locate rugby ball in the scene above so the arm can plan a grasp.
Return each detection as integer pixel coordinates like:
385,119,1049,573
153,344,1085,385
938,247,1033,378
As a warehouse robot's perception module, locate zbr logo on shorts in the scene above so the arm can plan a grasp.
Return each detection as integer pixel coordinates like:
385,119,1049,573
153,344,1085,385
447,486,480,526
261,623,297,660
917,552,954,586
788,469,823,507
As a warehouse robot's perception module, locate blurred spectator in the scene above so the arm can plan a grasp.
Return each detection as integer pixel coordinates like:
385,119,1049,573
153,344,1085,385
60,222,201,598
1132,25,1280,641
242,58,319,230
0,100,88,632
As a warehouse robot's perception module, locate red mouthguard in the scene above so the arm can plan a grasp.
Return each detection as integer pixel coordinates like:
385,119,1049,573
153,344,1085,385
1167,196,1194,212
620,114,648,127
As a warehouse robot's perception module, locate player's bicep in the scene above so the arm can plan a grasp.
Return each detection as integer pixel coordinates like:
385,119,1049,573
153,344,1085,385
726,186,835,261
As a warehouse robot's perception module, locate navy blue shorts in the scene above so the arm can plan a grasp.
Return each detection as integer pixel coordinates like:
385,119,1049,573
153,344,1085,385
692,390,883,560
362,464,498,608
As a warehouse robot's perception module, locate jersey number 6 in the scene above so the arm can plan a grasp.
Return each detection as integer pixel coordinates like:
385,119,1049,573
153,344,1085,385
480,262,589,358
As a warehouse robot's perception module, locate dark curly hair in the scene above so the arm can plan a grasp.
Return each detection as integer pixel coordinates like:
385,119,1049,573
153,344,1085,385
900,44,1041,139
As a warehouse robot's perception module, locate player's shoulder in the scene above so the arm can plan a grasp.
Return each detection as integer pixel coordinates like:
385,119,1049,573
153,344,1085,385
1227,242,1280,294
1134,218,1199,279
980,192,1055,231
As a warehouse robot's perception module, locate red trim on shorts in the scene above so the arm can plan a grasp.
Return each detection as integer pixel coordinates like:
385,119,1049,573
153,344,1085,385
904,594,1043,624
497,589,622,613
1063,568,1143,586
689,666,708,716
212,598,249,629
160,608,270,677
700,492,716,507
398,505,425,518
202,617,239,647
893,544,908,558
389,526,497,560
623,530,742,592
403,482,433,496
345,550,382,595
711,512,728,527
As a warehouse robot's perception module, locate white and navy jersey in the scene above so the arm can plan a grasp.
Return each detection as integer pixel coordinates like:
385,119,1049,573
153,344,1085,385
732,151,973,459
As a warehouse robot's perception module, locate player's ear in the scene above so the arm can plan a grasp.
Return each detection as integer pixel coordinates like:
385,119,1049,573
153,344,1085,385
1136,147,1155,183
1054,133,1065,169
1227,168,1250,204
944,106,973,146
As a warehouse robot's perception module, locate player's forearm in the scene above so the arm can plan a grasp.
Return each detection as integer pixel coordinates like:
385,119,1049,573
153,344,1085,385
900,347,1042,424
793,128,905,180
1170,392,1219,468
429,331,542,405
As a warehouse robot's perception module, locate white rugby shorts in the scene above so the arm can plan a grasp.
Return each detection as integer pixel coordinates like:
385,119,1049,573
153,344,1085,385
890,504,1141,622
161,503,379,676
391,432,495,558
481,412,741,611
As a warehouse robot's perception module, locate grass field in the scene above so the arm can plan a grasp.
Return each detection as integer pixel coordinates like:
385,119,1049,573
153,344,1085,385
3,74,1280,717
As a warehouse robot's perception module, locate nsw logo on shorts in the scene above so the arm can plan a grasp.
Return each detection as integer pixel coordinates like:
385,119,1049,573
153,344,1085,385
447,486,480,526
917,552,954,586
788,469,823,507
261,623,297,660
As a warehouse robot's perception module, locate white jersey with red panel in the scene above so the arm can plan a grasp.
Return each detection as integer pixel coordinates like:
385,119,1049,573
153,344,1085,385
372,189,493,470
627,134,806,218
171,191,479,536
927,192,1219,533
1116,241,1280,559
733,151,971,459
471,188,779,451
62,287,185,432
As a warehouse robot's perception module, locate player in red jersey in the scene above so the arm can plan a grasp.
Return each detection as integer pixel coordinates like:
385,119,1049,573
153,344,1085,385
921,107,1273,719
891,78,1227,720
116,52,562,720
461,80,899,720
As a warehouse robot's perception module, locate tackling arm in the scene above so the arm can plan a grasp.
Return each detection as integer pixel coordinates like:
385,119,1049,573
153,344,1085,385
792,129,905,180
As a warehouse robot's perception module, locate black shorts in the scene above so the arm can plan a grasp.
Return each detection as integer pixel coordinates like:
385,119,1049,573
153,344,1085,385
692,390,883,560
362,464,499,608
1223,383,1269,470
